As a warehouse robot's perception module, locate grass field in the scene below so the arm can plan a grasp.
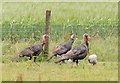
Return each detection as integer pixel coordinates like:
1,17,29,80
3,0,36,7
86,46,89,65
2,62,118,81
1,2,118,81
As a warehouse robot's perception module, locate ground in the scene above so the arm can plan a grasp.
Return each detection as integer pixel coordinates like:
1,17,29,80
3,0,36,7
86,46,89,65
2,61,118,81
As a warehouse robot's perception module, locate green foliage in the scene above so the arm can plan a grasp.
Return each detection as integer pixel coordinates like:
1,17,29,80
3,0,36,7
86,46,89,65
2,2,118,42
1,2,118,81
2,2,118,62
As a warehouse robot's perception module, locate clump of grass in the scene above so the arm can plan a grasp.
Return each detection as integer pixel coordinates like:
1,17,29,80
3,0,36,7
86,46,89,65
16,73,24,82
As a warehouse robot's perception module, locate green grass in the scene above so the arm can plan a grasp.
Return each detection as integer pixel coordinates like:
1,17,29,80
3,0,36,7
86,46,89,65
2,61,118,81
2,2,118,81
2,36,118,81
2,2,118,42
2,36,118,62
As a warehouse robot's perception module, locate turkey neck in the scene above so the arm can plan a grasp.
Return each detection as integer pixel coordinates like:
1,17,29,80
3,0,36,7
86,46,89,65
68,39,74,45
41,42,45,46
85,41,89,48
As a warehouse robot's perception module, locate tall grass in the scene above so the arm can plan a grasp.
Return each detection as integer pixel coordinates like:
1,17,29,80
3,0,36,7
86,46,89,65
1,2,118,81
2,2,118,42
2,2,118,62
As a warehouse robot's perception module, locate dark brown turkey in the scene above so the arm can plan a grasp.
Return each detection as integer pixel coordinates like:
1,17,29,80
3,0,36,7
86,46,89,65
47,33,76,61
54,33,89,66
17,34,48,62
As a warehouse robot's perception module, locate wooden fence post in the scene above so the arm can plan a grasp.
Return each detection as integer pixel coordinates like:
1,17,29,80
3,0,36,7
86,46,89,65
44,10,51,55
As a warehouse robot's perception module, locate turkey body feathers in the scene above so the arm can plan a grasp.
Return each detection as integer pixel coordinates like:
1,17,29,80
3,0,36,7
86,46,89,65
18,43,44,61
30,44,43,56
55,44,88,64
47,39,74,61
55,39,74,55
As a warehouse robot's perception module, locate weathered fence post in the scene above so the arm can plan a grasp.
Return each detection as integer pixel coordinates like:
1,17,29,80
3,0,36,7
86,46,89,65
44,10,51,55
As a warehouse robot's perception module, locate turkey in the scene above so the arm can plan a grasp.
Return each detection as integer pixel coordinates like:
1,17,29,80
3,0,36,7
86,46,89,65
17,34,49,62
54,33,89,66
88,54,97,65
46,33,76,61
